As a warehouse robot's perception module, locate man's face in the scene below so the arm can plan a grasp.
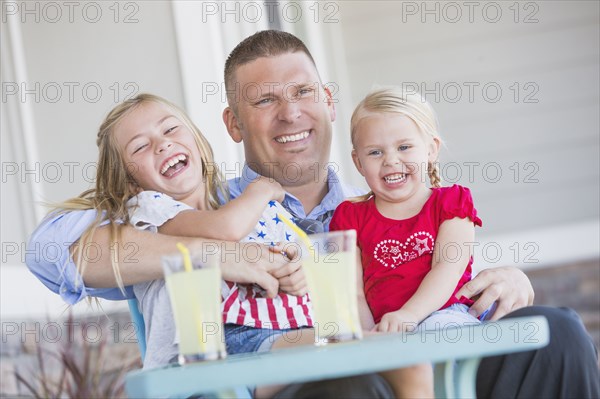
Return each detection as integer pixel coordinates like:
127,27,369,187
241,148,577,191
223,52,336,187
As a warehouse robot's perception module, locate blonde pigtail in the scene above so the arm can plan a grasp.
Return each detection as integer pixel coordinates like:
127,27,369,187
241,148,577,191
348,191,374,203
428,161,442,188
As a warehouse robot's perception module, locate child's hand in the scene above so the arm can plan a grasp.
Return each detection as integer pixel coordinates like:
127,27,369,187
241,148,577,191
374,309,421,333
250,176,285,203
268,243,307,296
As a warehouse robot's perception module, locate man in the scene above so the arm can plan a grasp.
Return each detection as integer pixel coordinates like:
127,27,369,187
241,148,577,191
27,30,599,398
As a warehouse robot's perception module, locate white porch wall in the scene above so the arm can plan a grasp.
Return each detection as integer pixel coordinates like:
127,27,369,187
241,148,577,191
336,1,599,236
1,0,183,318
2,1,598,319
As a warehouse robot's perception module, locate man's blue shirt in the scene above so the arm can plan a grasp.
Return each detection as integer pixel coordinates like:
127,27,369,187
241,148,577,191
26,210,135,303
228,164,363,221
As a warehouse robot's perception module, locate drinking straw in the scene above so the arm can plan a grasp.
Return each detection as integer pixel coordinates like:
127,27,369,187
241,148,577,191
176,242,193,273
277,213,314,256
278,214,359,340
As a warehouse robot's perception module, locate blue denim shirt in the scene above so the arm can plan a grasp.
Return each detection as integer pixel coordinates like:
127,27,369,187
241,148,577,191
228,164,363,221
26,210,135,303
25,164,363,304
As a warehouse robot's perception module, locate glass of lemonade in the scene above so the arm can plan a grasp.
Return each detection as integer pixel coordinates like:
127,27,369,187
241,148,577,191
302,229,363,344
162,251,226,364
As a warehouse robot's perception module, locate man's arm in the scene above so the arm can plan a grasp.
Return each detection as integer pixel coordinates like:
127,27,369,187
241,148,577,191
26,209,128,303
26,209,286,303
73,223,285,297
71,223,182,287
455,266,534,320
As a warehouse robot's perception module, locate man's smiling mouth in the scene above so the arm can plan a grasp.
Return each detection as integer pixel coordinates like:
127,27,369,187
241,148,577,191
275,131,310,143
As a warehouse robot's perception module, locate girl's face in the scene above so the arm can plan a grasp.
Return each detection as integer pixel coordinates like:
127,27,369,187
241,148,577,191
352,112,440,210
114,101,206,208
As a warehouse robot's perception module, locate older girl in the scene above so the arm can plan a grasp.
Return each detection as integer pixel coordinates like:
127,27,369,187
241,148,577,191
58,94,307,369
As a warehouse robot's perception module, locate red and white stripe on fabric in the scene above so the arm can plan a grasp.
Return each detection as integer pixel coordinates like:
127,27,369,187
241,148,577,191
221,280,313,329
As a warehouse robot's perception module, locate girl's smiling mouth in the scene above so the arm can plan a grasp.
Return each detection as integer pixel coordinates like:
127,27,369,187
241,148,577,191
383,173,406,184
160,153,188,176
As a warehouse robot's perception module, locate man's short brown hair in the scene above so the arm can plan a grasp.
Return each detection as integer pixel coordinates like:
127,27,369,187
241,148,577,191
224,30,318,107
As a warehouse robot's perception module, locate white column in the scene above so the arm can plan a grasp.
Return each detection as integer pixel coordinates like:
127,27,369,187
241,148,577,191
1,14,45,230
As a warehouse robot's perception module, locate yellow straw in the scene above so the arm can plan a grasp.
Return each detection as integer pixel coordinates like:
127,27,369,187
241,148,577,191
277,213,314,256
176,242,193,273
278,214,357,338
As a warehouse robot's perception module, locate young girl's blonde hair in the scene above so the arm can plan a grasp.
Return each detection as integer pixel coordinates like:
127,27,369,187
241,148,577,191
350,88,443,202
55,93,227,293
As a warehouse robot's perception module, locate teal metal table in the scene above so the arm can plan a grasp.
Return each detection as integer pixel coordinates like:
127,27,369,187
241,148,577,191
125,316,549,398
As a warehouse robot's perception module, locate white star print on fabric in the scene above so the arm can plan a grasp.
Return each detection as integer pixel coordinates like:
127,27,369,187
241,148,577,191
413,237,431,256
373,231,434,269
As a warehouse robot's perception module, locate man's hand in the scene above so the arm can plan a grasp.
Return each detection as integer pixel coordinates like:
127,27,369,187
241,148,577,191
455,266,534,321
268,244,308,297
219,242,285,298
374,309,420,333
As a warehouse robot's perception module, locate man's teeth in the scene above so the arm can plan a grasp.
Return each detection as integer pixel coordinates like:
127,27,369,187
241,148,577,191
275,131,309,143
160,154,187,175
384,173,406,183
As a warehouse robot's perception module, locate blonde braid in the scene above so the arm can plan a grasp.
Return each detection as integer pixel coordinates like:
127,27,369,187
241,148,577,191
428,161,442,188
348,191,374,203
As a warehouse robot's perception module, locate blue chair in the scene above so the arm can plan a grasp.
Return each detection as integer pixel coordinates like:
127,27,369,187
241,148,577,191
127,299,146,361
125,298,550,399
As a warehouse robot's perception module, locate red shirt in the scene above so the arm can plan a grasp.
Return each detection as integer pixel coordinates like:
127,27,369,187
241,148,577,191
330,185,482,323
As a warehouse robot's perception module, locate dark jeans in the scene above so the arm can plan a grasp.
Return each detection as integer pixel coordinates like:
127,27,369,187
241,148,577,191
274,306,599,399
476,306,599,398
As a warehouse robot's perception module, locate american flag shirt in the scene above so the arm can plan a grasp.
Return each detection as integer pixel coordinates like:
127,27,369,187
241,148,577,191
127,191,313,329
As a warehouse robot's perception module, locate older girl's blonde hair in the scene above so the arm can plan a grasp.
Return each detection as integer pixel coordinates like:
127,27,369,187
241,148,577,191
350,88,443,202
55,93,227,293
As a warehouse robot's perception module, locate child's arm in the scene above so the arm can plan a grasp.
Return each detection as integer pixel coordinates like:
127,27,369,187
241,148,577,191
356,247,376,331
158,176,285,241
376,217,475,333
